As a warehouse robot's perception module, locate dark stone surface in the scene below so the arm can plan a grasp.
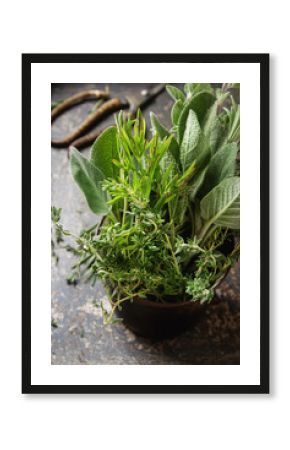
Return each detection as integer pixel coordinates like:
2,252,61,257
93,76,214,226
51,83,240,365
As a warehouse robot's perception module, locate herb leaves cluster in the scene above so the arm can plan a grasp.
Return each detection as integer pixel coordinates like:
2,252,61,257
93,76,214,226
52,83,240,320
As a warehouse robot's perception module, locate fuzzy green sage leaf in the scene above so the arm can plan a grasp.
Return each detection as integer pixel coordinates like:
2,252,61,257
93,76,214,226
180,110,200,171
200,176,240,231
70,148,109,215
91,126,118,179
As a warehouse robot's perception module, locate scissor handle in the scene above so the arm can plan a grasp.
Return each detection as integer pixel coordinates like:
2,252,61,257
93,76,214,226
51,97,125,148
51,89,109,122
70,128,104,150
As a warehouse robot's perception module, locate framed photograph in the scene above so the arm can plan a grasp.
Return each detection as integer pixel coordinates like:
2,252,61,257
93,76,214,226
22,53,269,394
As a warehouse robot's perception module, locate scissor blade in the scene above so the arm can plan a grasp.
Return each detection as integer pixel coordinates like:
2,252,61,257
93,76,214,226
127,83,166,115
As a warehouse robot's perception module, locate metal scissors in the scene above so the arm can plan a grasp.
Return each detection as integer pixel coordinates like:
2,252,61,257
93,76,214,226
51,84,165,149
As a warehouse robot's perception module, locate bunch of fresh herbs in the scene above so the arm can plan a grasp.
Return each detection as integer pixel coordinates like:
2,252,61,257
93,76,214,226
52,83,240,323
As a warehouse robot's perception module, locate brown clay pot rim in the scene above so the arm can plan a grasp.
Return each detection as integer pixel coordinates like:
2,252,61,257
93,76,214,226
129,296,197,309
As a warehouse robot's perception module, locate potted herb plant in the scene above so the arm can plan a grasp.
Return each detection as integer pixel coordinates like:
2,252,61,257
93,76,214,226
52,83,240,338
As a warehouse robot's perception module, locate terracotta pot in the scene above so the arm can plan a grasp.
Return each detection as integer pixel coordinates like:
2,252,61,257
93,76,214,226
114,236,235,339
116,295,208,339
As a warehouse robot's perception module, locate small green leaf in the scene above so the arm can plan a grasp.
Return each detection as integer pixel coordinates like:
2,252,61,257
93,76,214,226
70,148,109,215
180,110,200,171
51,206,62,224
91,127,118,179
166,85,185,102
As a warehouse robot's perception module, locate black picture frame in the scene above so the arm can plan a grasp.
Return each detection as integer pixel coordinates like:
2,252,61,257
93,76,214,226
22,53,269,394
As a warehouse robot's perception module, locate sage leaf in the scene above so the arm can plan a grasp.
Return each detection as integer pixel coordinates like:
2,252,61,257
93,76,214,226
70,148,109,215
177,92,215,144
199,142,238,197
91,126,118,179
180,110,201,171
171,99,183,126
189,167,207,202
200,177,240,229
202,103,220,154
187,134,212,201
190,132,211,171
184,83,197,96
224,104,240,144
166,85,185,102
